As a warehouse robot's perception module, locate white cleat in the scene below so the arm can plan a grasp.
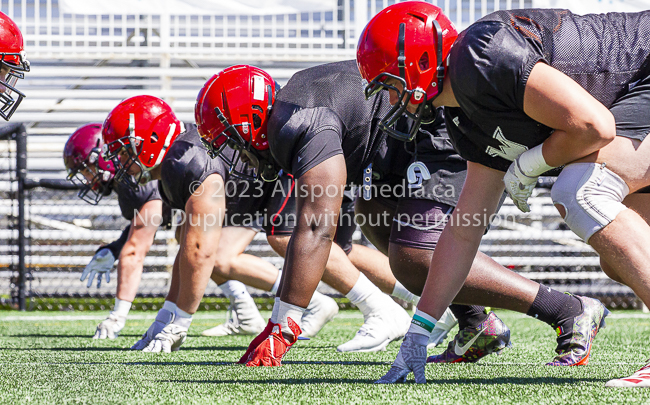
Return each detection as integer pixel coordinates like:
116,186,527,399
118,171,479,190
606,361,650,387
201,296,266,337
427,307,458,349
300,291,339,338
337,295,411,353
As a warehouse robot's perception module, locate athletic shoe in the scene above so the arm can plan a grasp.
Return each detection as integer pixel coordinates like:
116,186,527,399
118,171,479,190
201,296,266,337
336,295,411,352
300,291,339,338
546,295,609,366
427,311,511,363
606,361,650,387
427,308,458,349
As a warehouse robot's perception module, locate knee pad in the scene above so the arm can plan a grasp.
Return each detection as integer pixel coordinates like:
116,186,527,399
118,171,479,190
551,163,629,243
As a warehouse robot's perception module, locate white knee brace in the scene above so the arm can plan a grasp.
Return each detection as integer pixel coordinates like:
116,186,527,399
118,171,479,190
551,163,629,242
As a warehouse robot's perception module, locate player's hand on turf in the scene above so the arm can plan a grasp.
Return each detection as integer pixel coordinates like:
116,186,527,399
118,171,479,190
245,318,301,367
238,320,274,364
142,324,187,353
81,248,115,288
131,308,174,350
93,313,126,339
375,332,428,384
504,159,538,213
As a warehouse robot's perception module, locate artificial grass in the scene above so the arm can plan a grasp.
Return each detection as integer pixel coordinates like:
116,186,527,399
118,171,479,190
1,310,650,404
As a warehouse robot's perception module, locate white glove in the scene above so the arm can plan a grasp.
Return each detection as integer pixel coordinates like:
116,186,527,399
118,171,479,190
92,313,126,339
504,158,538,213
81,248,115,288
142,324,188,353
375,332,428,384
131,308,175,350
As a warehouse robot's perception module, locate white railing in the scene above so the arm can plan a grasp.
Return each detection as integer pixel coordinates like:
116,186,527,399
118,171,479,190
3,0,532,63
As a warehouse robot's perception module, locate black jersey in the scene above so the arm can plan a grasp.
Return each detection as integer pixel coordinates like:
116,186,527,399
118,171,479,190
372,110,467,206
158,124,293,221
445,9,650,171
268,60,392,185
115,180,162,221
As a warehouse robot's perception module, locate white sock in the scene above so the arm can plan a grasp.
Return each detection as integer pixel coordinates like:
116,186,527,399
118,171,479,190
346,273,384,317
270,297,281,323
162,300,177,313
112,298,132,318
391,280,420,306
219,280,250,300
172,307,193,329
277,300,305,336
270,270,283,295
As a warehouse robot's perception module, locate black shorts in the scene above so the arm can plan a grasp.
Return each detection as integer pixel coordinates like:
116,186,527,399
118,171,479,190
611,73,650,142
333,192,356,254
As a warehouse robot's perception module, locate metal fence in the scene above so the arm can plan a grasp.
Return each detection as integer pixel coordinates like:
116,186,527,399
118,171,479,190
0,0,640,310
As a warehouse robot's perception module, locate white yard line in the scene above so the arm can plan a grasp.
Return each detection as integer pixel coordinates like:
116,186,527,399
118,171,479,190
0,312,366,322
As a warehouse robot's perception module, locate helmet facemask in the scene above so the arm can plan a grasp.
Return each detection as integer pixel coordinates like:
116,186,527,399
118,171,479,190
67,148,113,205
364,21,445,142
0,53,29,121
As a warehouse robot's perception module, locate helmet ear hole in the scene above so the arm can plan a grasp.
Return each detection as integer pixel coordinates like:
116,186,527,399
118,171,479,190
150,132,159,143
252,113,262,130
418,52,430,71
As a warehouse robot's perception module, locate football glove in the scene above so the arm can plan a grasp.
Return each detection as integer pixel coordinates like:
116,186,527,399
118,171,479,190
81,248,115,288
375,332,428,384
238,320,274,364
504,158,538,213
131,308,175,350
245,317,301,367
142,324,187,353
92,313,126,339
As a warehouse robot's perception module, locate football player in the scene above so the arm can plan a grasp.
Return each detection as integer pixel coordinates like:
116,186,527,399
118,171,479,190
356,3,650,384
64,124,276,341
64,123,168,339
102,94,416,354
0,11,29,120
198,62,599,368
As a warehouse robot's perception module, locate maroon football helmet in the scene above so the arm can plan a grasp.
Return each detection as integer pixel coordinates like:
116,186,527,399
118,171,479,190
63,123,115,204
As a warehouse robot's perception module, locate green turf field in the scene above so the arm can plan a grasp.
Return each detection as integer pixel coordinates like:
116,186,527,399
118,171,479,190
1,310,650,404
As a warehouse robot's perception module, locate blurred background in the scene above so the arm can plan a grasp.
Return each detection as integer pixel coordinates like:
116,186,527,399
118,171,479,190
0,0,647,311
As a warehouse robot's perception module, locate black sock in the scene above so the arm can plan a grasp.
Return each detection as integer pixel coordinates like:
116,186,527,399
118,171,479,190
450,304,488,330
526,284,582,328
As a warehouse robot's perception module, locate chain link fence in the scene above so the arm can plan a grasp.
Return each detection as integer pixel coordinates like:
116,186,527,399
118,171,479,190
0,172,641,311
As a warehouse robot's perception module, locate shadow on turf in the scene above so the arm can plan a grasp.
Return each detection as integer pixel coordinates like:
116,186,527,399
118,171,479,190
7,333,144,338
0,345,250,352
163,377,606,385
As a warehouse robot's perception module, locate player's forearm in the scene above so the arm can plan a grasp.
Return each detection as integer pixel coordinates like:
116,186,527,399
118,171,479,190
176,241,218,314
115,251,144,302
417,223,482,320
280,226,333,308
541,121,615,168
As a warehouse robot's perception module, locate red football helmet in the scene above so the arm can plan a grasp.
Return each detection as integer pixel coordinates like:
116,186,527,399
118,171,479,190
63,123,116,205
0,11,29,121
102,95,182,189
357,2,457,141
195,64,279,181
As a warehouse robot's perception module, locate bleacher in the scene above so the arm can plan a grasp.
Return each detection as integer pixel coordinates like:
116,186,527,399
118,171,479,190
0,0,637,309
